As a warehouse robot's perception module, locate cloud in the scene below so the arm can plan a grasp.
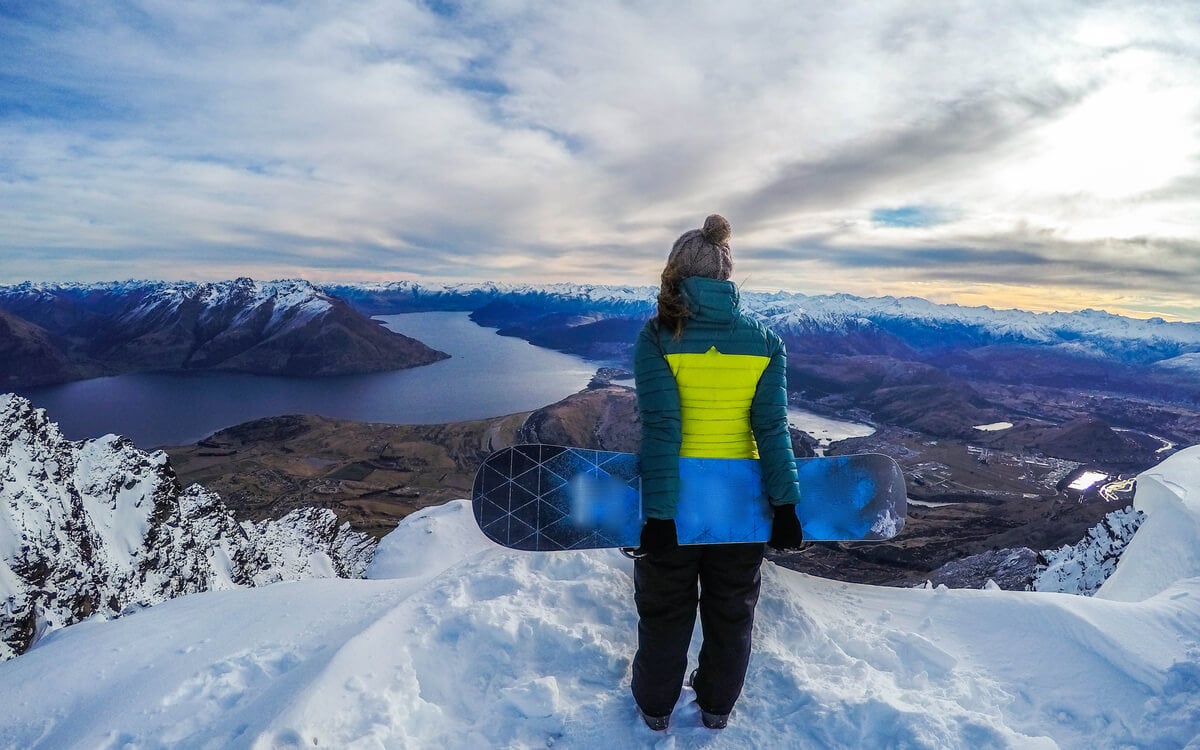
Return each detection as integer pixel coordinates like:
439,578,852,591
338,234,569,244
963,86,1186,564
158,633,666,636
0,1,1199,318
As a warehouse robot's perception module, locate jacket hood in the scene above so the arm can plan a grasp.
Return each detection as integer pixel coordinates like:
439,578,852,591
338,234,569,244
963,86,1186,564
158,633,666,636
680,276,740,325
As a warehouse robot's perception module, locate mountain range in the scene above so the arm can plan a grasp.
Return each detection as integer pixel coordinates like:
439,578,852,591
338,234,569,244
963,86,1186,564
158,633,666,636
3,277,1200,744
321,279,1200,365
323,280,1200,444
0,278,448,388
9,278,1199,418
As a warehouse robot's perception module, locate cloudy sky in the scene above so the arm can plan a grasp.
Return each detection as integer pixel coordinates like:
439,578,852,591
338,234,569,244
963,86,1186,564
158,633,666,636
2,1,1199,319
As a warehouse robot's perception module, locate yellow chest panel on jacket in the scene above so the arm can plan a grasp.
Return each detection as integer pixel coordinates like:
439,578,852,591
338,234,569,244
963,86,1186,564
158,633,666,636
665,347,770,459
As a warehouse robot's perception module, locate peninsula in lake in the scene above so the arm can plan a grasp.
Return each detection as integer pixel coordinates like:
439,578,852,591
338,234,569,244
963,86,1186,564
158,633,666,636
0,278,447,388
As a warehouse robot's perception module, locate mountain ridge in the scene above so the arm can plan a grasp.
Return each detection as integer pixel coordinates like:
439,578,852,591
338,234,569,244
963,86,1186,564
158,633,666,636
0,278,448,388
0,394,375,661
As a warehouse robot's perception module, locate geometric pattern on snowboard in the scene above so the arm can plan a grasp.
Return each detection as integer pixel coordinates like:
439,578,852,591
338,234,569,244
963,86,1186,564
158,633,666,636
472,444,907,551
472,444,642,551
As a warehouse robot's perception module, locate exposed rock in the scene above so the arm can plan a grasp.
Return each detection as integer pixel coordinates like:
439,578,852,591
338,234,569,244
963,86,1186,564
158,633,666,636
790,428,818,458
0,395,374,661
1032,505,1144,595
918,548,1041,590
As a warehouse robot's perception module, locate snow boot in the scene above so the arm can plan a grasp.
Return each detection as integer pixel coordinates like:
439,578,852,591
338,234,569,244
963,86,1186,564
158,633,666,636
688,669,730,729
700,709,729,730
638,707,670,731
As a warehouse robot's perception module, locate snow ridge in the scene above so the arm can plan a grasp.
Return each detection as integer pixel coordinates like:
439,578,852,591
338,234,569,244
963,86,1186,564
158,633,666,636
0,394,374,661
119,277,336,336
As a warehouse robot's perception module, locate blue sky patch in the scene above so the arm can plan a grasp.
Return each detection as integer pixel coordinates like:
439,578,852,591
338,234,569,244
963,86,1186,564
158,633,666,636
424,0,459,19
871,205,953,228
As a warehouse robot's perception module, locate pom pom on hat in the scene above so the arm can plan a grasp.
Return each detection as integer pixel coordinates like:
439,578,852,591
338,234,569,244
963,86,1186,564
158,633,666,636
666,214,733,281
702,214,731,245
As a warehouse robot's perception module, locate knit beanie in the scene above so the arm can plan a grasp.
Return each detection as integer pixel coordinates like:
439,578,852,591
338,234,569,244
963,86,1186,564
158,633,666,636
665,214,733,280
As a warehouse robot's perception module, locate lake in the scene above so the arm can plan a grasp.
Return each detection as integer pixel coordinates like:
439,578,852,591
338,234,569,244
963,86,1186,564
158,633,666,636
15,312,598,448
786,407,875,455
14,311,875,451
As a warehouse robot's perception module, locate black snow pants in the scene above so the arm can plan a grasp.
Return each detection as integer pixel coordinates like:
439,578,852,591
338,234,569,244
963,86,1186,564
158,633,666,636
631,542,766,718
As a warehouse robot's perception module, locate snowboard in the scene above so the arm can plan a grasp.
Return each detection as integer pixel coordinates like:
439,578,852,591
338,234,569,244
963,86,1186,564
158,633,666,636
472,444,906,552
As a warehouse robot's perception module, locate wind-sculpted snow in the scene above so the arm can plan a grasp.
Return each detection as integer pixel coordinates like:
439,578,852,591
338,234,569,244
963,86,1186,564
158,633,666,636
1,449,1199,747
1098,447,1200,603
0,394,374,661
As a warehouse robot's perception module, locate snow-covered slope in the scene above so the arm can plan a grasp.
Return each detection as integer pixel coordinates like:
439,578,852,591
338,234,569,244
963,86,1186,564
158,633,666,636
1098,447,1200,603
0,394,374,661
1,449,1198,748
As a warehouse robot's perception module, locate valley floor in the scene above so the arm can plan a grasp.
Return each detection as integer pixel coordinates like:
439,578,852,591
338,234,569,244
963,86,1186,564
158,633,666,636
168,391,1155,588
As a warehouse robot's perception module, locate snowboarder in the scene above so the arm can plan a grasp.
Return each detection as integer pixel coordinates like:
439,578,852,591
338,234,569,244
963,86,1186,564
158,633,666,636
631,213,805,730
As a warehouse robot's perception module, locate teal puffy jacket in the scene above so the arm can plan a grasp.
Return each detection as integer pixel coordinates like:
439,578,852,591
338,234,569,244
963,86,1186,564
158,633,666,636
634,277,801,519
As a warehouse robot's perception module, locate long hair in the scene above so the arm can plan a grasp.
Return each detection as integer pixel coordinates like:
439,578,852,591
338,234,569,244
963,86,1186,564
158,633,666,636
655,260,690,339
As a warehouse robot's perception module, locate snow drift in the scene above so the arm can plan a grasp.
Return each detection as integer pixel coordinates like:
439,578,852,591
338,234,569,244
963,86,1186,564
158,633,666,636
0,446,1198,747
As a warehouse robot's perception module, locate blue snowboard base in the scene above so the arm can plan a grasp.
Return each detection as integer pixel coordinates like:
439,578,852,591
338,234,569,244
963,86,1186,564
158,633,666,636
472,445,906,552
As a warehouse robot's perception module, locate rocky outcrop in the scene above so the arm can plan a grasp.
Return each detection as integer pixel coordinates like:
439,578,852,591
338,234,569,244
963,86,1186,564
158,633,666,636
1032,506,1144,595
913,505,1145,593
0,395,375,661
520,385,640,453
919,548,1041,590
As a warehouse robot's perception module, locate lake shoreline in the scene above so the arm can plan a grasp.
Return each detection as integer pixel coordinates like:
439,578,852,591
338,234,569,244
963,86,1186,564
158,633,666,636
12,312,598,448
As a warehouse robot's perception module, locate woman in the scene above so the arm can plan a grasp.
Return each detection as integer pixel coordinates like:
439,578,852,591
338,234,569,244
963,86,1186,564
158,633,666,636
631,214,804,731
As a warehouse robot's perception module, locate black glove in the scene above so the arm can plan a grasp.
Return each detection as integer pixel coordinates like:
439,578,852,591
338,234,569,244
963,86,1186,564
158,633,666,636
639,518,678,555
768,504,804,551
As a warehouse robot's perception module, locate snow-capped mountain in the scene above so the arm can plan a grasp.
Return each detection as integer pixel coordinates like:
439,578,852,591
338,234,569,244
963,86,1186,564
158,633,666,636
0,278,448,388
0,447,1197,748
0,394,375,661
322,280,1200,363
322,280,657,315
10,278,1200,367
8,277,1198,393
320,281,1200,432
743,290,1200,356
316,280,1200,386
